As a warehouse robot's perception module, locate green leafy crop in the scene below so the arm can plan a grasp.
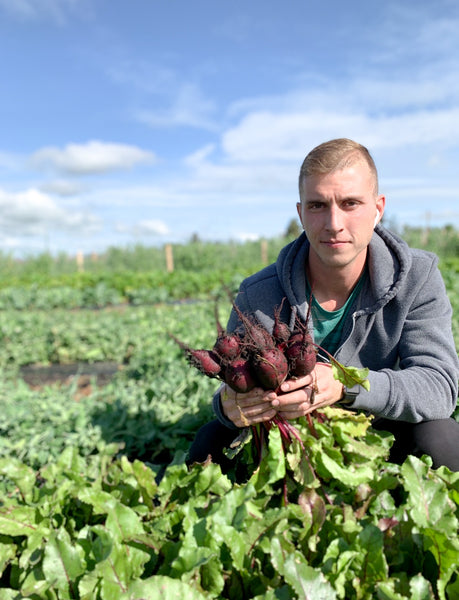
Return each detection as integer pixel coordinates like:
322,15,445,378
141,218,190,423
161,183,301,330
1,408,458,599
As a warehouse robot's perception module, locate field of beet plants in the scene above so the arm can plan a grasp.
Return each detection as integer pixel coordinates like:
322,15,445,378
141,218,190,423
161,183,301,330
0,246,458,599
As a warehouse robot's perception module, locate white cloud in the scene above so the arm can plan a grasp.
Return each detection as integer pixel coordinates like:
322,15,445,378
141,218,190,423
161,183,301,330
0,187,100,237
133,220,170,236
116,219,170,237
31,140,156,175
220,104,459,165
221,111,352,162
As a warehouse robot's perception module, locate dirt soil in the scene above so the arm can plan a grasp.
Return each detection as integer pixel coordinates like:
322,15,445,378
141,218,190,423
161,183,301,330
19,362,120,399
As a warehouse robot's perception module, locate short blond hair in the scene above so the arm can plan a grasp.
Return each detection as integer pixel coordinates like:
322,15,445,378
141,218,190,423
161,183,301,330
299,138,379,197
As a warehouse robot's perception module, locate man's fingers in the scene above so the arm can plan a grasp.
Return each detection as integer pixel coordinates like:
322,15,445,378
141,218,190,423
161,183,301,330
231,398,277,427
271,385,314,408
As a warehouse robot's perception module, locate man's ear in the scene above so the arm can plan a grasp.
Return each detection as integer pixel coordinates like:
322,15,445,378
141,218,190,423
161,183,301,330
375,194,386,223
296,202,303,225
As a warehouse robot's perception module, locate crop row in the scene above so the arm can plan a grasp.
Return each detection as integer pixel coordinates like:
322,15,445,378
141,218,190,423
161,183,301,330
0,270,246,310
0,301,230,368
0,255,457,310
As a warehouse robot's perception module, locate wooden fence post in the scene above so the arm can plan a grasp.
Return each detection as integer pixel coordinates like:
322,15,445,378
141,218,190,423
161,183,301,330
76,251,84,273
260,239,268,265
165,244,174,273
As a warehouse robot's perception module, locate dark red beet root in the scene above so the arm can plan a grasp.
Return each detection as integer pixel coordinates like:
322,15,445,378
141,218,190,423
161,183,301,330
285,327,317,377
170,334,222,378
232,303,275,351
287,343,317,377
213,332,241,363
272,298,290,346
253,347,289,390
224,357,258,393
246,320,275,350
213,304,242,362
188,348,223,377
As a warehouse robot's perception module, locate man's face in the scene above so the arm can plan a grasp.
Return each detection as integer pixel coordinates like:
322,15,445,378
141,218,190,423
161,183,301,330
297,162,385,272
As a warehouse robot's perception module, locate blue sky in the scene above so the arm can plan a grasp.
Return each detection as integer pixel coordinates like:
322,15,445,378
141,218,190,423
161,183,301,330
1,0,459,256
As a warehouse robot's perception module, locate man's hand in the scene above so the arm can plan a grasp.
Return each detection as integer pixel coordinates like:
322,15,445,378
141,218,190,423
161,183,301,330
221,384,278,428
273,362,343,419
221,362,343,427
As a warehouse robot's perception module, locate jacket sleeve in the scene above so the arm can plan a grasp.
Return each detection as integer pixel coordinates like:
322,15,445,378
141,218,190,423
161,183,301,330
349,259,459,422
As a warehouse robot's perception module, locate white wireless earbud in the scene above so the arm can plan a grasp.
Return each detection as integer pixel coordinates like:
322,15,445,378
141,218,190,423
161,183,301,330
374,210,380,227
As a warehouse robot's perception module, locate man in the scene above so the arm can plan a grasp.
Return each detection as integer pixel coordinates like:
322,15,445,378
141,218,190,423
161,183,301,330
189,138,459,471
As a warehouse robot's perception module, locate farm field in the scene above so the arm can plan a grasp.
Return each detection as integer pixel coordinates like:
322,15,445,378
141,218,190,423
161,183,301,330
0,237,458,599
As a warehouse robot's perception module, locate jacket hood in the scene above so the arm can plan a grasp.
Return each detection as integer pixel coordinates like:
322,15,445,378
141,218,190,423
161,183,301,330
275,225,415,317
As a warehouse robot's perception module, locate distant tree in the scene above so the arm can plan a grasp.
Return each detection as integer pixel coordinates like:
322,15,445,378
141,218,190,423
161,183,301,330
284,218,302,239
189,232,201,244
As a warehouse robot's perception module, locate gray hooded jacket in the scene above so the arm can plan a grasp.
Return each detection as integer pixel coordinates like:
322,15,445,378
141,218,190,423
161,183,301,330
214,225,458,425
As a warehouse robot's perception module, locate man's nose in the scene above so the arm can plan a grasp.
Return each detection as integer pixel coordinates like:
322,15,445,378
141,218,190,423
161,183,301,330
326,207,343,231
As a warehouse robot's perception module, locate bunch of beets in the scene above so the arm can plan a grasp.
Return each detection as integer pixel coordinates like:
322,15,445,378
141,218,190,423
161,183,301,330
172,299,317,394
173,299,336,498
173,298,368,500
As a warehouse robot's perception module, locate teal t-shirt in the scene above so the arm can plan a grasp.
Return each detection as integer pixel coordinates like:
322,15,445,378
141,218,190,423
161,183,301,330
305,271,366,356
